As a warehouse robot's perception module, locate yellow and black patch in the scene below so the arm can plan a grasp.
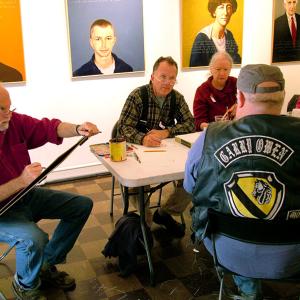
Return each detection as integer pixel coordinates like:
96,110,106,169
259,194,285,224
224,171,285,220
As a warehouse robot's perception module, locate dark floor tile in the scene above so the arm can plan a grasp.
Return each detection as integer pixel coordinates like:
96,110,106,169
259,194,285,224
180,270,219,298
109,288,150,300
134,261,175,286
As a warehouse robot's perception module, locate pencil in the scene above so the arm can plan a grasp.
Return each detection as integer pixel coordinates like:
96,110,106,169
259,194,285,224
130,144,138,150
143,150,167,152
222,106,229,121
133,152,141,163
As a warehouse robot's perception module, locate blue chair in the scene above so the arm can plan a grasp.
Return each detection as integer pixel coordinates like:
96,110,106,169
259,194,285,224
205,209,300,300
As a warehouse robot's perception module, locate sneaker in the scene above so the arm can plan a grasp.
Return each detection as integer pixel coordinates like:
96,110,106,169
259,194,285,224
12,279,47,300
153,209,185,238
40,265,76,291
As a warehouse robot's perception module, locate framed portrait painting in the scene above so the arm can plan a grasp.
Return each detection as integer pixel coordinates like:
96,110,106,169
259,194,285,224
0,0,26,83
66,0,145,78
272,0,300,63
181,0,244,69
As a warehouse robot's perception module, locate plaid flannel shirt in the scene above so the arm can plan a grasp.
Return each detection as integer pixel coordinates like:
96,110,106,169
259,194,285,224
118,83,195,144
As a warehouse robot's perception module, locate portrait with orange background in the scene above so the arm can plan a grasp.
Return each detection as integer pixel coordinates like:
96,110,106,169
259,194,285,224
0,0,26,82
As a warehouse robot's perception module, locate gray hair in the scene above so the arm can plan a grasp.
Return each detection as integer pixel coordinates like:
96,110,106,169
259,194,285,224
209,51,233,68
243,90,285,107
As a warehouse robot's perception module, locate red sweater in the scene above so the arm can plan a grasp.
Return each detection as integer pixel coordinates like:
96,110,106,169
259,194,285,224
0,113,62,208
193,76,237,131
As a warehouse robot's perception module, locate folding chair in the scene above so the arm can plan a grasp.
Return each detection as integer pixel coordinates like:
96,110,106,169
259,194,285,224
205,208,300,300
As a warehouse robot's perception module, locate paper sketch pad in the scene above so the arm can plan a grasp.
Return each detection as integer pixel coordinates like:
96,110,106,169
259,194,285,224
0,136,88,216
175,132,201,148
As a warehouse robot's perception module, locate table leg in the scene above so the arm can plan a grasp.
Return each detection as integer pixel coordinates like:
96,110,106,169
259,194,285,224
138,186,155,286
110,176,115,216
123,186,129,215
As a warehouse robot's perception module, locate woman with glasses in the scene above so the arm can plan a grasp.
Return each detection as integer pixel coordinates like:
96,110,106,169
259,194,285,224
189,0,241,67
193,51,237,131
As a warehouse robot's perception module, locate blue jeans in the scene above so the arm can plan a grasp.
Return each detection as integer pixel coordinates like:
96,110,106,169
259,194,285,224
203,237,264,299
0,187,93,288
232,275,262,299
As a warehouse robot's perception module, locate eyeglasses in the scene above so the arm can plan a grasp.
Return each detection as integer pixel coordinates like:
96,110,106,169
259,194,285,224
0,106,16,115
154,75,177,85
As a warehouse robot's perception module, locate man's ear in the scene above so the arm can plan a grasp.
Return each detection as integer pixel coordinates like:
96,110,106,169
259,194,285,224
150,73,154,82
237,90,246,108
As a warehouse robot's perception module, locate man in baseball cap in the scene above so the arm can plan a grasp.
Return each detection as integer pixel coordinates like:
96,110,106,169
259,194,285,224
184,64,300,299
237,64,285,93
234,64,285,120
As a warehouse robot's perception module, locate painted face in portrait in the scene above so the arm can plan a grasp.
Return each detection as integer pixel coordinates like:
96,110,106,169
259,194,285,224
284,0,298,16
210,56,232,88
151,62,177,97
90,25,116,59
0,88,13,132
214,2,233,27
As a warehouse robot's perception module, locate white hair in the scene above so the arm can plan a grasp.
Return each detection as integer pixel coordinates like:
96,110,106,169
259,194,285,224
209,51,233,68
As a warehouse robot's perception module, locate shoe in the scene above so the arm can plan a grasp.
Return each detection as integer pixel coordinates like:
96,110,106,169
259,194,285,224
40,265,76,291
223,288,262,300
12,279,47,300
153,209,185,238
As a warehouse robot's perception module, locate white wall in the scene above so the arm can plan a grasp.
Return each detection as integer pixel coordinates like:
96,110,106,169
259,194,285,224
5,0,299,182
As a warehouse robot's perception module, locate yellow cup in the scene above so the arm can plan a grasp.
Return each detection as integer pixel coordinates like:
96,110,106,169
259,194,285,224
109,138,127,162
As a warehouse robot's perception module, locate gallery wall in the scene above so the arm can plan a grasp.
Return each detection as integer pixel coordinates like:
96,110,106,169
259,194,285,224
4,0,299,182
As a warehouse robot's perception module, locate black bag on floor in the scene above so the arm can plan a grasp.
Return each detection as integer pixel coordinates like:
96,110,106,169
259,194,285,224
102,212,153,277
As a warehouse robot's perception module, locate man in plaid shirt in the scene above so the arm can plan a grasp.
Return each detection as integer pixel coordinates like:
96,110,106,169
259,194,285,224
118,56,194,238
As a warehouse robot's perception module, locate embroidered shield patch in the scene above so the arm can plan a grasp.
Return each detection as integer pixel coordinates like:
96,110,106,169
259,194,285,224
224,171,285,220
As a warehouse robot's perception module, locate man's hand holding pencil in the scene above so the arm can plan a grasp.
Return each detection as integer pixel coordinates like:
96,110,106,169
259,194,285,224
222,103,237,121
142,129,169,147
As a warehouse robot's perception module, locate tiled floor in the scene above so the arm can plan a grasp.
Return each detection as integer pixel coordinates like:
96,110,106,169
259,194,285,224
0,175,300,300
